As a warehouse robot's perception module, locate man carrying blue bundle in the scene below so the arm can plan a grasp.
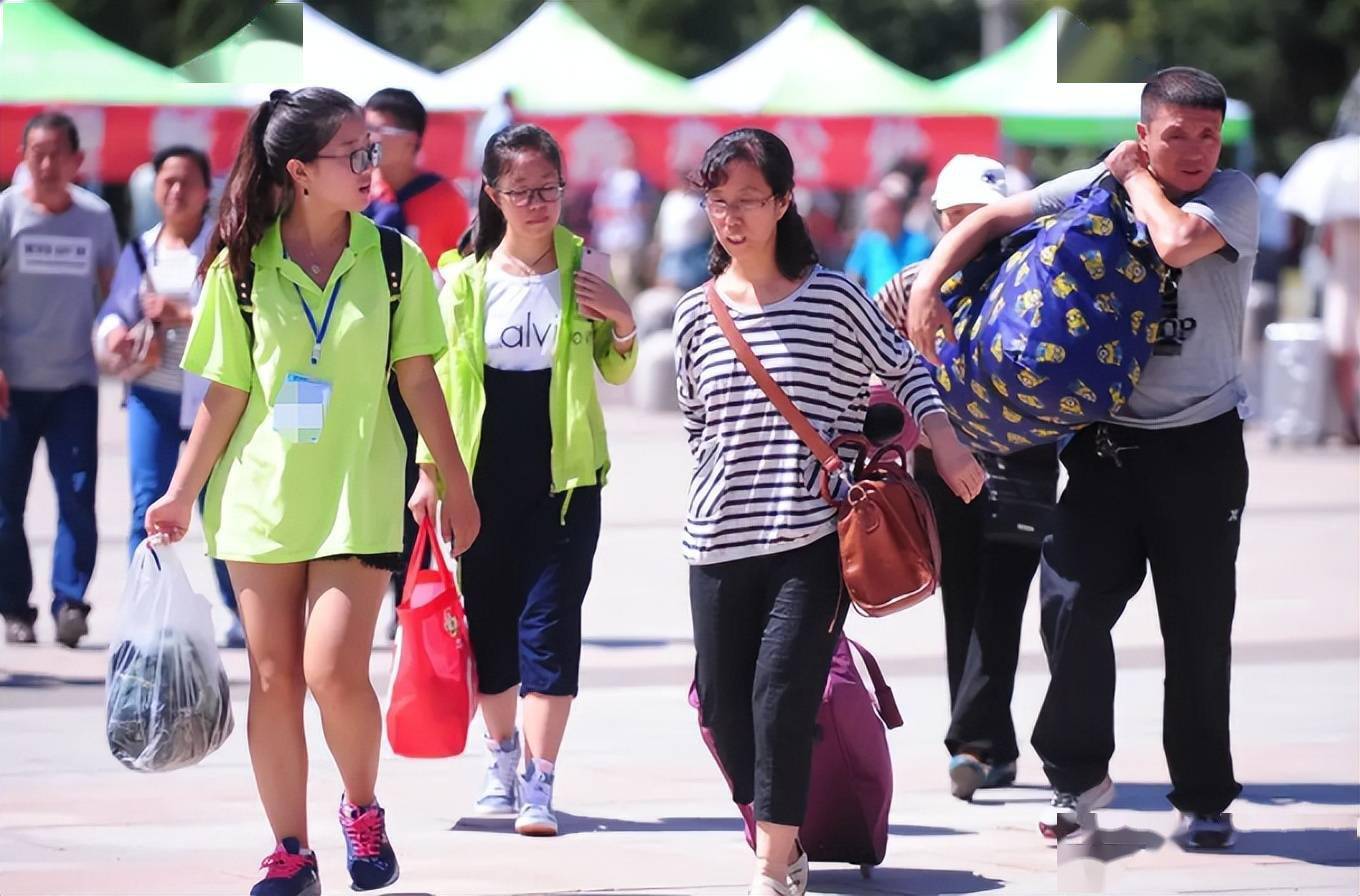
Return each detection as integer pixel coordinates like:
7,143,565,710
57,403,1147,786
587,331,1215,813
907,67,1258,850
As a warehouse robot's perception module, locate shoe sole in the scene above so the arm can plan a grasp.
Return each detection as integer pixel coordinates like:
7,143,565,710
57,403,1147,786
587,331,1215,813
514,820,558,837
949,762,986,801
471,803,519,819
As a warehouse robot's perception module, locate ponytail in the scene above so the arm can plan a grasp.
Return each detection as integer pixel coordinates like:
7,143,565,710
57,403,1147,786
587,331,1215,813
472,123,564,260
200,87,359,282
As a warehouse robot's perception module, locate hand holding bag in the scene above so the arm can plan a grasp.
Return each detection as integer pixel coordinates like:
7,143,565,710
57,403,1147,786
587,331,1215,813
385,518,477,758
705,283,941,618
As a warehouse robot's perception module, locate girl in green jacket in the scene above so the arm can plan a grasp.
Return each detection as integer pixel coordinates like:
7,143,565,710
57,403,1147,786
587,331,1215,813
411,124,637,836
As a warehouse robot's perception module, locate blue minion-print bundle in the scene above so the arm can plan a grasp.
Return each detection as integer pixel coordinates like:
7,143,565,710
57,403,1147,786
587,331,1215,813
931,181,1173,455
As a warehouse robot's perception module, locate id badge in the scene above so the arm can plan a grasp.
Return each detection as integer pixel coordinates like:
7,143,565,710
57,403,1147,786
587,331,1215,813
273,372,332,444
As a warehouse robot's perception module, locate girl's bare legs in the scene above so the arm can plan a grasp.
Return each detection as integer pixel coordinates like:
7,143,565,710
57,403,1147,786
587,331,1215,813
479,686,519,743
302,558,389,806
521,694,572,764
230,561,310,845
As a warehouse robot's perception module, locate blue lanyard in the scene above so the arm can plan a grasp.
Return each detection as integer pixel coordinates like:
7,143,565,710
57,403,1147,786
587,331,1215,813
293,277,343,365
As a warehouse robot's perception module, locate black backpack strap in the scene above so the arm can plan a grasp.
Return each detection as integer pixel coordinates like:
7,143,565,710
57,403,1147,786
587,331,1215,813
377,225,403,379
129,238,149,275
234,262,257,348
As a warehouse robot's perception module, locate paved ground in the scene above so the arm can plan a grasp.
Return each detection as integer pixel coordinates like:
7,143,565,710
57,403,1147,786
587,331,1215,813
1,381,1357,895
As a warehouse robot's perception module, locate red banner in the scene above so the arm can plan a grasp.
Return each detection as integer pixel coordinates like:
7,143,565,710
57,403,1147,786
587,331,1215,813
2,104,998,190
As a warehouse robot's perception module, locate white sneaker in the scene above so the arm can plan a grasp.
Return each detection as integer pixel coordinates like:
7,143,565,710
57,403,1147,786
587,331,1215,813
1039,776,1115,842
515,760,558,837
473,732,520,817
787,842,809,896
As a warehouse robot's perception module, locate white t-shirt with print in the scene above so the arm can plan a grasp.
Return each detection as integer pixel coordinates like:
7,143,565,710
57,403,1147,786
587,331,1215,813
483,266,561,371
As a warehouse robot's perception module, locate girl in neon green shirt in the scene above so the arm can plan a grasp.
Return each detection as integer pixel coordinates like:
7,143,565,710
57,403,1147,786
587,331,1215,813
146,87,478,896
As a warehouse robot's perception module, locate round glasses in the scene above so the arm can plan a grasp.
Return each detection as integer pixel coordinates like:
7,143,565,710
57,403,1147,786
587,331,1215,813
700,194,777,219
491,183,566,207
316,142,382,175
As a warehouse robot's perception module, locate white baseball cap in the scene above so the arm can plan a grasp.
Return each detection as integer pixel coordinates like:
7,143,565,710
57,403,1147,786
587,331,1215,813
932,154,1008,211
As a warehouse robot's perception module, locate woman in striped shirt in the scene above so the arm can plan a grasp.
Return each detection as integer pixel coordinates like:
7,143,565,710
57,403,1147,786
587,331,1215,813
675,129,984,896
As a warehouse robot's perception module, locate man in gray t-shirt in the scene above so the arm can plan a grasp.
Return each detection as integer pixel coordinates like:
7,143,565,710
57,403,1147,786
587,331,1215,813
0,113,119,648
905,68,1255,849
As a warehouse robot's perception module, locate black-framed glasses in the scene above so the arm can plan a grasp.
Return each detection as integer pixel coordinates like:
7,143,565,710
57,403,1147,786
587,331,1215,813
316,142,382,174
700,194,777,218
491,182,566,207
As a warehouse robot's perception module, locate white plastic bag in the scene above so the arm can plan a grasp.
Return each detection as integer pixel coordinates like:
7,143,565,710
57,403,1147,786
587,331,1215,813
105,540,234,772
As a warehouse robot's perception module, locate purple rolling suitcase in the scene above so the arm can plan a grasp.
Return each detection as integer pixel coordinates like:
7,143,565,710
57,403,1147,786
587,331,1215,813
689,636,904,878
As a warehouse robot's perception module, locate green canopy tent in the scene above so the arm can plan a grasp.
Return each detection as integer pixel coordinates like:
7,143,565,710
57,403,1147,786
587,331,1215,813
431,0,714,113
175,3,303,86
0,0,235,105
932,9,1252,146
691,5,940,115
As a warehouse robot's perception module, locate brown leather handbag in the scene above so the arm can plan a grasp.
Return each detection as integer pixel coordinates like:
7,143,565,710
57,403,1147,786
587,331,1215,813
705,283,941,618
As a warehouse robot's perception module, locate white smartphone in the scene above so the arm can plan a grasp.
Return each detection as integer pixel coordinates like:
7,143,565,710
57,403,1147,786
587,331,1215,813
578,247,612,320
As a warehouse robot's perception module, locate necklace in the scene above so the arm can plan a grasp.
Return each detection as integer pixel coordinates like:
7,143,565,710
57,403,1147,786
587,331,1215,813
500,244,554,275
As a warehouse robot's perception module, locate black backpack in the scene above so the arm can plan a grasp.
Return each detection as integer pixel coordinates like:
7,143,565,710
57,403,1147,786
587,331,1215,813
231,224,404,378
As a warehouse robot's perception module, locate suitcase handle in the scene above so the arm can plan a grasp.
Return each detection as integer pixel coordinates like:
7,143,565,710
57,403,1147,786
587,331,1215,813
845,638,903,730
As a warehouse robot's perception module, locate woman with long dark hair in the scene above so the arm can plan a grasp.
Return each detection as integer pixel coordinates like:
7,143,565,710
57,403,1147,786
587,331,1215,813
145,87,478,896
674,129,984,895
410,123,636,837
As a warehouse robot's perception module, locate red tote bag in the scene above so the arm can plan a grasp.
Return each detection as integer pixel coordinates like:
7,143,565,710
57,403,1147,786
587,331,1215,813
385,518,477,758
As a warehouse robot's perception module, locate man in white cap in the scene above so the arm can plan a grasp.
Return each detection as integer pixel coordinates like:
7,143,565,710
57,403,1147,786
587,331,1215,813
875,154,1061,803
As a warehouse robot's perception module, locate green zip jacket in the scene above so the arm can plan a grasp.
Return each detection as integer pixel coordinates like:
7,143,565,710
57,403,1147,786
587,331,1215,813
416,226,637,498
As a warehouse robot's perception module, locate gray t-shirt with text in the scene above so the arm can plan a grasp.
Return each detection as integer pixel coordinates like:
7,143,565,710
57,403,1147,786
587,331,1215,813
1031,163,1259,429
0,185,120,390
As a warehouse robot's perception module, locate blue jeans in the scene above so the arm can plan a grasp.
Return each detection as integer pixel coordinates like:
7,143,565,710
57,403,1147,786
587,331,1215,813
0,385,99,623
126,384,236,614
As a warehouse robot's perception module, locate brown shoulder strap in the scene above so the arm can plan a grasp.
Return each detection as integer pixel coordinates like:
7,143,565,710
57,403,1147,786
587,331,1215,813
704,280,843,477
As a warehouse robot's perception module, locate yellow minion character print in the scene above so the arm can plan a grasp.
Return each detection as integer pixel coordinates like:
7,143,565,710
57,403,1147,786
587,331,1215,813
988,295,1006,325
1069,380,1098,402
952,296,973,321
1116,252,1147,284
1006,432,1034,447
1013,260,1032,287
1016,393,1045,410
1033,428,1062,438
967,401,989,421
1050,272,1079,299
1085,213,1114,236
1004,251,1023,273
1094,292,1120,315
1017,368,1048,389
1080,249,1105,279
971,379,989,401
942,273,963,296
990,374,1011,398
1066,307,1090,337
1097,340,1124,366
1034,342,1067,364
1015,288,1043,326
1002,406,1023,424
1039,214,1059,229
991,334,1005,364
1130,359,1143,385
1059,396,1084,416
1109,382,1127,411
1130,309,1146,335
935,366,952,392
952,354,966,383
1040,244,1059,267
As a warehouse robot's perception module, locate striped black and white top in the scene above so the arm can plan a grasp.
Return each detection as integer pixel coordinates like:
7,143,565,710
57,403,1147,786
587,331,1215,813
674,266,947,565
